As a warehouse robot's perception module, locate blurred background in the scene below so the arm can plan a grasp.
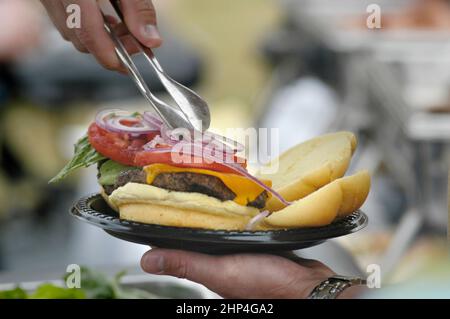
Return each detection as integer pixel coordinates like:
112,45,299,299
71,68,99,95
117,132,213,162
0,0,449,297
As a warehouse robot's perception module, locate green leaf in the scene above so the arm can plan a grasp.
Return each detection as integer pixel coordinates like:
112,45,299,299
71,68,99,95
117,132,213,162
30,284,86,299
0,287,28,299
63,267,116,299
0,266,182,300
98,160,136,186
110,269,160,299
49,135,106,184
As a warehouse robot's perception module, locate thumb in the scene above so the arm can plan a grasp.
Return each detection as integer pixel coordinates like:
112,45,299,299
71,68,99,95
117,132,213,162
121,0,162,48
141,249,222,284
141,249,233,296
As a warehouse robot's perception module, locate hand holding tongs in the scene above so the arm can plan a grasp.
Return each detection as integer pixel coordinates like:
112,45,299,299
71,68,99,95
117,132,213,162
97,0,210,132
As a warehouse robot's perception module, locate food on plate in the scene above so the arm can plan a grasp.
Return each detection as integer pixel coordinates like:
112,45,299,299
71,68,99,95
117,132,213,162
51,109,371,231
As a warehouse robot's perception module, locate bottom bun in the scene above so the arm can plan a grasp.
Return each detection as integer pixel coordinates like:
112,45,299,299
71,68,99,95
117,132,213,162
107,183,263,231
119,203,256,231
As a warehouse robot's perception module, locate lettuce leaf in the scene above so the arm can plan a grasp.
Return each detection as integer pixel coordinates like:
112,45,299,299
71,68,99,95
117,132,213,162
62,267,157,299
98,160,136,186
30,284,86,299
0,287,28,299
64,267,115,299
0,267,178,299
0,285,86,299
49,135,106,184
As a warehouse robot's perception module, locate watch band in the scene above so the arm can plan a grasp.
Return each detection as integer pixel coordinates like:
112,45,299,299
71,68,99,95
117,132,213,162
307,276,366,299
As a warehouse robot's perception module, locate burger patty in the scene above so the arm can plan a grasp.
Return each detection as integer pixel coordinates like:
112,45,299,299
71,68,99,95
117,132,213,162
102,169,146,195
151,172,235,201
102,169,268,209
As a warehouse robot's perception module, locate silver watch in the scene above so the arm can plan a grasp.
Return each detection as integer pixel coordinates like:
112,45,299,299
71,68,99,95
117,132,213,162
307,276,366,299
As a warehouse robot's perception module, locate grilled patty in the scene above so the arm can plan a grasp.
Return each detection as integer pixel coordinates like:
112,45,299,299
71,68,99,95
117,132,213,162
102,168,267,209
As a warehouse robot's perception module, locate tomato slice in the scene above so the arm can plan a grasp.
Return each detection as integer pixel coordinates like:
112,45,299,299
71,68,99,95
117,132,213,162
88,123,158,166
88,123,247,174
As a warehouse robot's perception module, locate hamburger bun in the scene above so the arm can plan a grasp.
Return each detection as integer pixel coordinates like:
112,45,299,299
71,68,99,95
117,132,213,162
109,183,262,230
258,131,357,212
337,170,371,218
264,171,371,228
119,203,257,231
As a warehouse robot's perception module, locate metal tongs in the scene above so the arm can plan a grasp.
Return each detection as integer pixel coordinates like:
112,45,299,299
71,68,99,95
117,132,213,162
97,0,210,132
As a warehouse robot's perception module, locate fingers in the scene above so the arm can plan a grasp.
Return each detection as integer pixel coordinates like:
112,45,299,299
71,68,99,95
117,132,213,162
107,20,141,56
141,249,333,299
41,0,162,72
40,0,88,53
120,0,162,48
40,0,69,41
42,0,126,71
61,0,124,71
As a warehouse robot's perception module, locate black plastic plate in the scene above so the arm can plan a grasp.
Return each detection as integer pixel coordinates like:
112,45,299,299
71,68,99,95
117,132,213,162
71,194,368,254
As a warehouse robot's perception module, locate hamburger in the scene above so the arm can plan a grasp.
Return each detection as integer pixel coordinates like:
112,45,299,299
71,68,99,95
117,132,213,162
51,109,371,231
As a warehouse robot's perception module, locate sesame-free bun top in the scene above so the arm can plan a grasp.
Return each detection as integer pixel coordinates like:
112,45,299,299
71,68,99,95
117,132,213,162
258,131,357,212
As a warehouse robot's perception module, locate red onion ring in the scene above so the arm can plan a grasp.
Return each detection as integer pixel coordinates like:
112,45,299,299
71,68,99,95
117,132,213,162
144,111,243,153
201,131,245,152
143,112,164,128
246,210,270,231
95,109,119,130
95,109,160,134
189,142,244,164
99,110,243,153
200,138,237,155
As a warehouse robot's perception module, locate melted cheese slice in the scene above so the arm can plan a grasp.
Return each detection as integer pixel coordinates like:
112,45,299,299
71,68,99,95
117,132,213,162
144,164,272,206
